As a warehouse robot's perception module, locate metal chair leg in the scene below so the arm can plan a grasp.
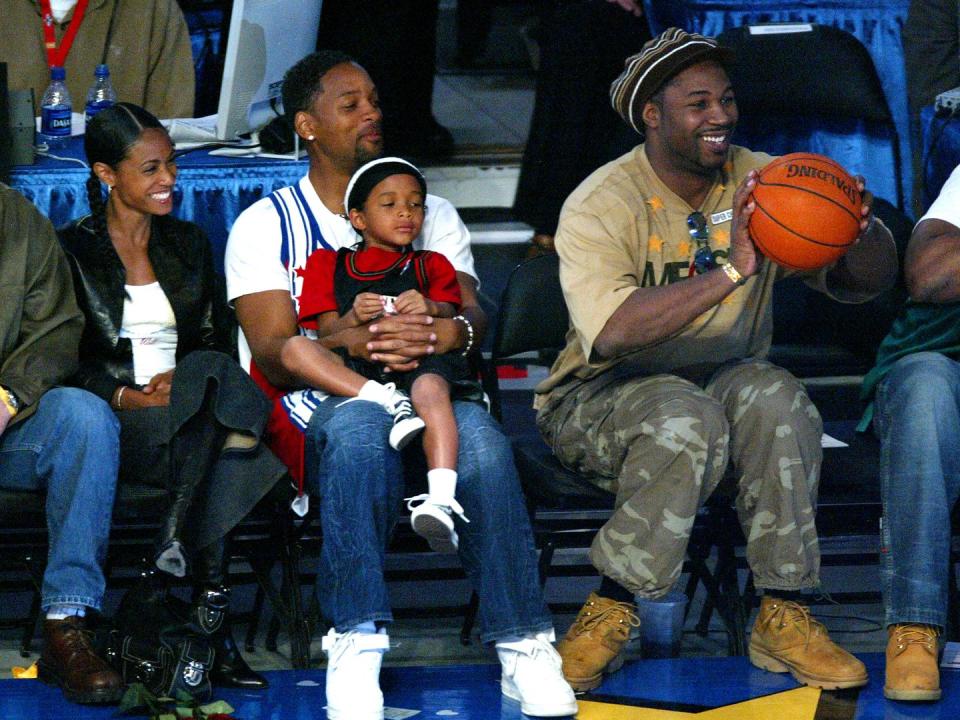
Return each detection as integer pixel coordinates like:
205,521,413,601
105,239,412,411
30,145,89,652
244,586,265,652
460,591,480,645
21,589,42,657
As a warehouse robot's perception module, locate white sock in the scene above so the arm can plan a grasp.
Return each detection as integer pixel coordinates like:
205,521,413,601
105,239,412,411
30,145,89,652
495,629,556,650
46,604,86,620
357,380,393,405
427,468,458,501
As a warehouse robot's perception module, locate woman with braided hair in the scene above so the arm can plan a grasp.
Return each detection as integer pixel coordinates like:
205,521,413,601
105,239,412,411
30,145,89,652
57,102,285,690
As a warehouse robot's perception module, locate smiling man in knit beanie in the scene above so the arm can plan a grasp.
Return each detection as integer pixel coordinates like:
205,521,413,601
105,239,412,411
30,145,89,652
535,26,898,693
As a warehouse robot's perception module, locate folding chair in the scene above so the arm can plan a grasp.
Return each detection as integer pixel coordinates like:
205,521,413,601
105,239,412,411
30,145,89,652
482,252,748,655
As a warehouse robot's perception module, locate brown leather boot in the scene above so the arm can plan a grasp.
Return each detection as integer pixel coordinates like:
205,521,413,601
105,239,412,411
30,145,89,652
884,624,941,701
748,596,868,689
556,592,640,691
38,616,124,704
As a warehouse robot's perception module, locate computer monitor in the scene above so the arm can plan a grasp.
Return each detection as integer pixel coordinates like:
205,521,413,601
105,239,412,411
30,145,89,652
216,0,324,141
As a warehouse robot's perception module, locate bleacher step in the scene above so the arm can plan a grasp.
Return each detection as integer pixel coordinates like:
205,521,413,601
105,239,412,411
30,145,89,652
422,162,520,210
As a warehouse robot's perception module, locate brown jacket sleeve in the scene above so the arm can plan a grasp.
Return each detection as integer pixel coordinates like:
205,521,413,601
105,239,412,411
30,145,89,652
0,186,84,413
144,0,196,119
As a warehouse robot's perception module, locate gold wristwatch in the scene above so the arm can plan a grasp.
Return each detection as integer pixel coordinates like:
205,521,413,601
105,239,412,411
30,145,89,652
0,385,21,417
721,262,747,286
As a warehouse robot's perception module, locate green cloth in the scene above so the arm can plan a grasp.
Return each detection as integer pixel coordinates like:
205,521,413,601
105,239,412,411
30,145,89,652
857,301,960,431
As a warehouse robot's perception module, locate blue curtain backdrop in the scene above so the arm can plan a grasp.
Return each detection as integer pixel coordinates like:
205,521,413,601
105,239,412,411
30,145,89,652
11,138,306,273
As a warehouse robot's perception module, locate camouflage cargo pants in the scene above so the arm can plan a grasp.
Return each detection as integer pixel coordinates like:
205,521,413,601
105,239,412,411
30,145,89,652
536,359,823,598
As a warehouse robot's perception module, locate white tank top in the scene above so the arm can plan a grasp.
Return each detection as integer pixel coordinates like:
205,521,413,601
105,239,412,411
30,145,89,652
119,282,178,385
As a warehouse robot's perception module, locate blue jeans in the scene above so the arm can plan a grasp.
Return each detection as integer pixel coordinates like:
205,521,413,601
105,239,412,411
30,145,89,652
0,388,119,612
874,351,960,629
304,397,553,643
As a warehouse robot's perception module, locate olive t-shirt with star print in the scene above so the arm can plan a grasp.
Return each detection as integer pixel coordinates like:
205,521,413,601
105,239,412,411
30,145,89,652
535,144,841,404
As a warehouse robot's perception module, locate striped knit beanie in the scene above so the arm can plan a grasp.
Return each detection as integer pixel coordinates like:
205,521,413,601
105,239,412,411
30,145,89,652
610,27,735,134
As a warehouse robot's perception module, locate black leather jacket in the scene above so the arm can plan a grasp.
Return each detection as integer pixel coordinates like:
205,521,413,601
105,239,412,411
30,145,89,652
58,214,232,403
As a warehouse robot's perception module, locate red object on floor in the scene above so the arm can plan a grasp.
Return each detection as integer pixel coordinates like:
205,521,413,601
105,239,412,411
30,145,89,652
496,365,528,379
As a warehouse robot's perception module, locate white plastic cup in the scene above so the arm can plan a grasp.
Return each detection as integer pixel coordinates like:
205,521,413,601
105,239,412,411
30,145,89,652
635,590,688,658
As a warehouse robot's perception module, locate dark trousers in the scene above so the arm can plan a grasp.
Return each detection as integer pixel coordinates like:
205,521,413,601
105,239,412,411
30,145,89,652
117,351,285,552
514,0,651,236
318,0,439,142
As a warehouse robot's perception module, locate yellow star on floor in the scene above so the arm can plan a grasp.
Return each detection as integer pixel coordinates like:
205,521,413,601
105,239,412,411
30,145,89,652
648,234,663,253
576,686,820,720
646,196,665,212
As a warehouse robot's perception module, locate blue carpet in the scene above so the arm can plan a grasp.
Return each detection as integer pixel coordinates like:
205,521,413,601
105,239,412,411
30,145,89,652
1,653,956,719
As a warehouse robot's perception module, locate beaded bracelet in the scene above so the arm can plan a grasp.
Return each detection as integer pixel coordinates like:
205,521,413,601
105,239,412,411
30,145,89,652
453,314,475,357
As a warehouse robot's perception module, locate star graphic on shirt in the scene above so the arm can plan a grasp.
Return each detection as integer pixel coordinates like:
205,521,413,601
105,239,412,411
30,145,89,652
646,196,665,212
678,240,691,256
648,234,663,253
291,264,308,304
712,228,730,246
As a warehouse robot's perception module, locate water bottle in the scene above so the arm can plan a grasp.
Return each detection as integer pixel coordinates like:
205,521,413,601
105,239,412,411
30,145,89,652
85,64,117,124
39,66,72,148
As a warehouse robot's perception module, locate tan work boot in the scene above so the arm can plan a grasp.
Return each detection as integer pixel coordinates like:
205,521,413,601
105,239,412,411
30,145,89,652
556,591,640,692
884,624,941,701
748,596,868,689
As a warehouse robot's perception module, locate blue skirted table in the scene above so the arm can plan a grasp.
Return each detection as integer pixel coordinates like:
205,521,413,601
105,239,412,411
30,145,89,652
643,0,912,216
9,137,308,272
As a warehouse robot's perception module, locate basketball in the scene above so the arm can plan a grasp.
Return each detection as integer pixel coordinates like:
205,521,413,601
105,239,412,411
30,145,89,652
748,153,862,270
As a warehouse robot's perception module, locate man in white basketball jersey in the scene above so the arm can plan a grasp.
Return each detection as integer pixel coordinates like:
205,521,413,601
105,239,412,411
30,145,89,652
226,51,576,719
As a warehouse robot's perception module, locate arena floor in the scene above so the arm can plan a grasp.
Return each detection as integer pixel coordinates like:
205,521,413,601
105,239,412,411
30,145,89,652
2,653,957,719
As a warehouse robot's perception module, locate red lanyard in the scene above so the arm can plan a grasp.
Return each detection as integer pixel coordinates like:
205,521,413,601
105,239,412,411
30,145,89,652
40,0,90,68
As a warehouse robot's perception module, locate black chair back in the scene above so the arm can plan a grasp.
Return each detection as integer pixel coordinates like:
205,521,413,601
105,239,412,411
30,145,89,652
491,252,568,360
769,197,911,382
718,25,889,122
483,252,569,421
717,24,904,209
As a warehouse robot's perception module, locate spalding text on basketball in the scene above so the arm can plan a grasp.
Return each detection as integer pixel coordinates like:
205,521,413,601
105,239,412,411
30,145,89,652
784,163,859,205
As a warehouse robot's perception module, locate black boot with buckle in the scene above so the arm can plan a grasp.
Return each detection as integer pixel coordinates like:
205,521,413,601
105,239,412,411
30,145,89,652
193,535,268,690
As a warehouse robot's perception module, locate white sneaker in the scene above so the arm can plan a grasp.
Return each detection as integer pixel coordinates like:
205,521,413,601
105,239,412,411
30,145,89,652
382,385,425,450
497,634,579,717
405,494,469,553
322,627,390,720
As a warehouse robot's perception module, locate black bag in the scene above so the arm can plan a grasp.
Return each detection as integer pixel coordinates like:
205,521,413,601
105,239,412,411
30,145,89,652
258,114,295,154
103,577,214,701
